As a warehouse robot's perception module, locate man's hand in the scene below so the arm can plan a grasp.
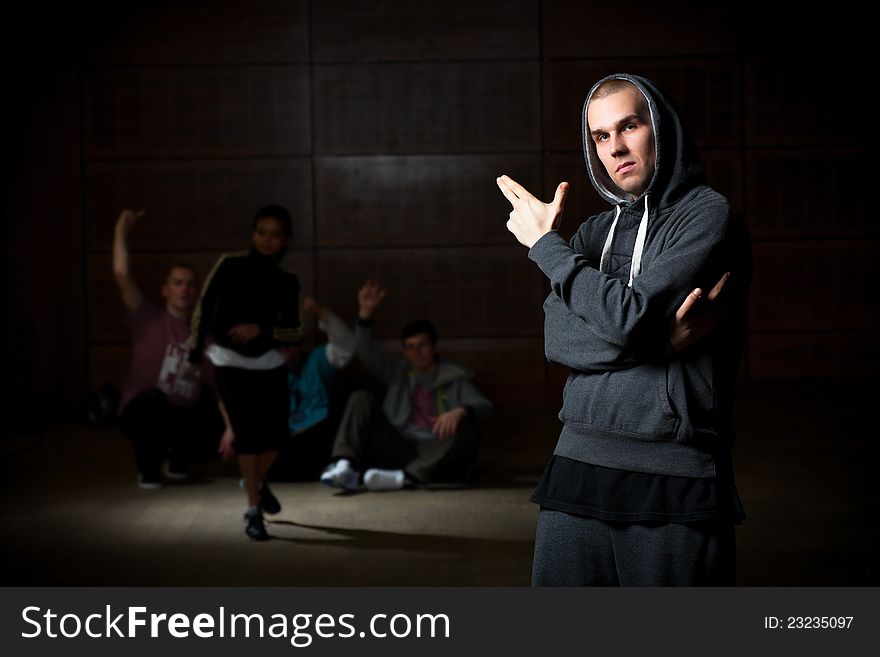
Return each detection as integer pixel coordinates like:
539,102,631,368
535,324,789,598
115,209,145,235
432,407,467,440
497,175,569,248
358,279,387,319
228,323,260,344
670,272,731,353
302,296,321,316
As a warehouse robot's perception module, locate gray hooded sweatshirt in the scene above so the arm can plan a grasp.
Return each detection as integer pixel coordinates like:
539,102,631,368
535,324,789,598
354,324,494,435
527,73,752,479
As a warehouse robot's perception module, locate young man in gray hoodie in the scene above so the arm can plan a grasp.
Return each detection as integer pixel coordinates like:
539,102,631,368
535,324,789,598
498,74,752,585
320,280,494,492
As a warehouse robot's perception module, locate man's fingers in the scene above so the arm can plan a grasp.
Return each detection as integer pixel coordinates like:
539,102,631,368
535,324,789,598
550,182,569,230
675,288,702,321
551,182,569,210
496,177,522,207
496,175,521,199
499,175,537,202
707,272,730,302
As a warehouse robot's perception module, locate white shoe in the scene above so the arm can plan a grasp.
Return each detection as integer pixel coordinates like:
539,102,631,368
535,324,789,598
320,459,359,491
363,468,405,491
138,475,162,490
164,462,189,481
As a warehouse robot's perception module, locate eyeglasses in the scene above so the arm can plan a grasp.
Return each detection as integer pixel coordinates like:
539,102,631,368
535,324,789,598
402,340,431,351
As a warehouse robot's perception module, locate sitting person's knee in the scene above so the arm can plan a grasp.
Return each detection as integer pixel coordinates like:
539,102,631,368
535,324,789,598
346,389,377,409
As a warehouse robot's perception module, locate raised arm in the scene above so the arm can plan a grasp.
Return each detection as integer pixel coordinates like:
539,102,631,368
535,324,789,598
303,297,355,369
112,209,146,312
353,280,399,384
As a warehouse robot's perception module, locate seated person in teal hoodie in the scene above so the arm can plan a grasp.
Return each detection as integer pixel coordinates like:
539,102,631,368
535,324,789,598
270,297,355,480
320,280,494,492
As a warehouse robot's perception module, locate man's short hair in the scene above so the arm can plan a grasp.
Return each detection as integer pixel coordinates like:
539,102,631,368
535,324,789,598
589,78,637,103
401,320,438,346
253,204,293,239
165,263,198,283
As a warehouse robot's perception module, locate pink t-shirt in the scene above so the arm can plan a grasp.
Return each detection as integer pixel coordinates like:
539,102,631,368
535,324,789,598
409,384,437,431
118,301,211,413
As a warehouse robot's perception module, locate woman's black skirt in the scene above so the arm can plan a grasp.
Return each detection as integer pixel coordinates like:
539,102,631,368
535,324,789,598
215,365,289,454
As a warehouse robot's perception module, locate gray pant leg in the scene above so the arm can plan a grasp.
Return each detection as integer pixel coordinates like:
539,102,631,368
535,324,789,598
330,390,378,464
611,521,736,586
531,509,619,586
330,390,414,469
532,509,736,587
406,416,480,483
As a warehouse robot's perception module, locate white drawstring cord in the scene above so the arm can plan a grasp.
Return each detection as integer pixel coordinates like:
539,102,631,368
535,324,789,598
599,194,650,287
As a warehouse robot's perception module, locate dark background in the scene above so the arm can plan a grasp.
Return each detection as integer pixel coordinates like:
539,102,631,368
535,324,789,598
2,0,877,416
1,0,878,588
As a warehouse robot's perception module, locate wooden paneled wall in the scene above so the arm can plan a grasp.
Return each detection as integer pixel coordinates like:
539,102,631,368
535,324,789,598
83,0,548,404
7,0,876,417
3,4,85,423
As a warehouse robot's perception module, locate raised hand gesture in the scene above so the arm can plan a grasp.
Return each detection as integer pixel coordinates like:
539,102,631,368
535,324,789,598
358,279,387,319
115,208,146,235
496,175,569,248
670,272,732,353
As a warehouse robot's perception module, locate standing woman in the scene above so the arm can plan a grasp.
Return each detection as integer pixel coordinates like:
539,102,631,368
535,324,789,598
188,205,303,541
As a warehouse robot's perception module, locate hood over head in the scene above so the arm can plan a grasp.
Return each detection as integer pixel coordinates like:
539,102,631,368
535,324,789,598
582,73,706,210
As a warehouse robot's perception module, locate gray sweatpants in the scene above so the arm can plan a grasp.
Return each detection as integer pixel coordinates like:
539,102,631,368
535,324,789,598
532,508,736,586
331,390,480,483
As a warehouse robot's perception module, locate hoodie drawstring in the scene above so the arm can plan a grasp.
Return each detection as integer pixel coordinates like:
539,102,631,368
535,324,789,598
600,194,650,288
600,205,621,275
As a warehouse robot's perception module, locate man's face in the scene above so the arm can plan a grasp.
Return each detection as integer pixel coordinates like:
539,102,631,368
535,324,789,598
252,217,287,257
587,85,655,199
161,267,198,313
402,333,438,373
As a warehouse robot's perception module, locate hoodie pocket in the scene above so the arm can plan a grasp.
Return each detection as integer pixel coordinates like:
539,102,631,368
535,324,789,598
666,354,716,430
561,364,679,440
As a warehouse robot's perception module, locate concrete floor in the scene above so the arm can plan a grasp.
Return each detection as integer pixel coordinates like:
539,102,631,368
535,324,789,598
1,380,876,586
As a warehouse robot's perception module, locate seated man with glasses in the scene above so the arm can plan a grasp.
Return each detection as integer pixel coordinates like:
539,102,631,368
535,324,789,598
319,280,494,492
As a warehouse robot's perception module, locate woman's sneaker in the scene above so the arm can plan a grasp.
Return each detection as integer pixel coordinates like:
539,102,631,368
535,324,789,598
244,508,269,541
258,480,281,515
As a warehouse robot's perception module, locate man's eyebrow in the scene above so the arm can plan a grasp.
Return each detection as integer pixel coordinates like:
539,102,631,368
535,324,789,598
589,114,643,136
